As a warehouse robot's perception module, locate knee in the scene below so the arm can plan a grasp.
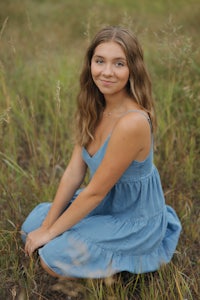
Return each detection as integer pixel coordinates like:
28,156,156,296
21,218,34,243
21,203,51,242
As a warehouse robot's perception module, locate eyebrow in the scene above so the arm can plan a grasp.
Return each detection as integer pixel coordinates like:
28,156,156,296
93,55,126,61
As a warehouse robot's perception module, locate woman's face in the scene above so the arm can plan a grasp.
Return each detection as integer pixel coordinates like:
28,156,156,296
91,41,130,98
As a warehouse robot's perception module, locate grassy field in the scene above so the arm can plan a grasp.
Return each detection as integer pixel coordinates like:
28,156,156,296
0,0,199,299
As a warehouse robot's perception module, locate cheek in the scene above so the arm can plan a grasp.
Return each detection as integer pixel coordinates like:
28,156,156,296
126,69,130,81
121,70,130,83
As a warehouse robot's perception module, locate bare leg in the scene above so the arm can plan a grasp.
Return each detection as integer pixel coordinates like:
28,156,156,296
40,258,59,277
40,258,76,280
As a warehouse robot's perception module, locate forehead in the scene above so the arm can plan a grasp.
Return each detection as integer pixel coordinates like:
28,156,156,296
93,41,126,59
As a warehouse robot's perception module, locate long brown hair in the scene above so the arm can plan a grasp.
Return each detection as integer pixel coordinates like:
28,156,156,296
75,26,156,146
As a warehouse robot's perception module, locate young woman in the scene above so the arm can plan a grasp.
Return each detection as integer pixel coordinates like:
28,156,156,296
21,26,181,278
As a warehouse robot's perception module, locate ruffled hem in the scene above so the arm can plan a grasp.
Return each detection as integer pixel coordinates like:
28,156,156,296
38,206,181,278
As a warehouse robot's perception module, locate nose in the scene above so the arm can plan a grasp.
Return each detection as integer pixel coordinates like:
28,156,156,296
102,63,113,76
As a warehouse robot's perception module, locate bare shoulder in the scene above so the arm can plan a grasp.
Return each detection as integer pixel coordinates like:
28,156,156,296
112,110,151,139
101,110,151,163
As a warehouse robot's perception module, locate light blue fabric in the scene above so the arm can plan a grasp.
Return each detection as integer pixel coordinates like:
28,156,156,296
21,127,181,278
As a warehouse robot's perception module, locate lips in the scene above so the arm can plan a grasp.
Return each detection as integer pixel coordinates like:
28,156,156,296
100,79,115,85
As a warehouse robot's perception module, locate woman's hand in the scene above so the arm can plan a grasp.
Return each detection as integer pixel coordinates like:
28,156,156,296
25,226,52,256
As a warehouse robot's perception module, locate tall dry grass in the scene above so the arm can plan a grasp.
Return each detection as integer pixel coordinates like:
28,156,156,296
0,0,199,299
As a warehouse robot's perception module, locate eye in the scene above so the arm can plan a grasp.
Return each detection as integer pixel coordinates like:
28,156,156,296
115,61,125,67
95,59,104,64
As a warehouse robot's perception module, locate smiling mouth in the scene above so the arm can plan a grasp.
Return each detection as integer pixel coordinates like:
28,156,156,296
100,80,115,85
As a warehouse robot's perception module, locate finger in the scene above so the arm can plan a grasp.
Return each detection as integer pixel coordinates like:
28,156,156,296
25,241,31,256
25,247,32,257
29,246,36,257
24,242,28,254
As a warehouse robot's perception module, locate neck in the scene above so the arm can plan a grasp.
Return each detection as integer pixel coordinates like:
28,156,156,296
103,93,137,115
104,93,128,112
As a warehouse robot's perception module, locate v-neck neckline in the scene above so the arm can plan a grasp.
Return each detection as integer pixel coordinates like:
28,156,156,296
83,134,111,159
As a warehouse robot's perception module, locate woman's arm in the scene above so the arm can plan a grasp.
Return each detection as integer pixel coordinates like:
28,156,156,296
25,144,87,255
42,144,87,228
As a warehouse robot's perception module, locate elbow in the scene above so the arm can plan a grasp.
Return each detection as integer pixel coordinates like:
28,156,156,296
61,169,85,189
81,187,106,206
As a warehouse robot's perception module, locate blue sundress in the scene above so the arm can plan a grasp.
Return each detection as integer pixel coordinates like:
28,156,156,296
21,112,181,278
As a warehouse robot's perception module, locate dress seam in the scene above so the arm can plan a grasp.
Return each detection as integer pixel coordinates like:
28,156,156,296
117,165,156,183
70,227,163,256
112,208,164,224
